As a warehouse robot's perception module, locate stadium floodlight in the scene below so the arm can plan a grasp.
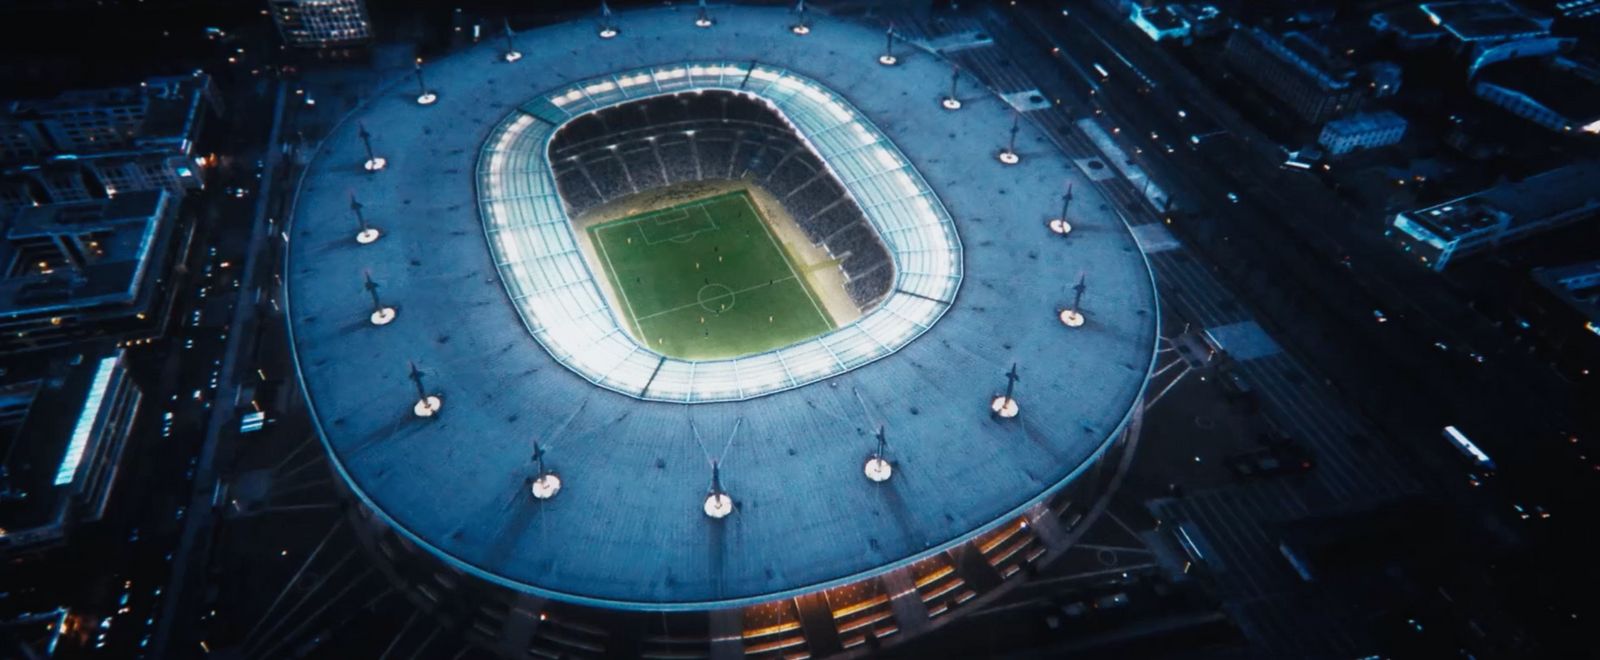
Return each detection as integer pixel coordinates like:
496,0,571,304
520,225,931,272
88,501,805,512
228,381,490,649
530,443,562,500
1059,274,1088,328
703,461,733,519
879,23,898,66
350,194,381,244
598,0,619,38
943,64,963,110
1049,183,1074,236
502,18,522,62
414,58,437,105
694,0,713,27
358,122,386,172
364,271,396,326
864,426,892,482
409,361,443,418
997,111,1021,165
791,0,810,34
990,363,1021,419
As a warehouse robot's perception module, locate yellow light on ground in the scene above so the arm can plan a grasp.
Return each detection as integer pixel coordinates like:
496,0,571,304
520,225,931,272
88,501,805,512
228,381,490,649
414,395,442,418
1059,309,1085,327
704,492,733,518
864,456,892,482
356,228,381,244
370,307,396,326
990,396,1019,418
997,149,1020,165
531,473,562,499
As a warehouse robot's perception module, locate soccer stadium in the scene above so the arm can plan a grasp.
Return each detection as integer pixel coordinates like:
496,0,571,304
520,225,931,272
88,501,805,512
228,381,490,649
283,5,1158,658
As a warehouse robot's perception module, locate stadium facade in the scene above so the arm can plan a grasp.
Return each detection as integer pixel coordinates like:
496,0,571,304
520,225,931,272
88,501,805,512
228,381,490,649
284,6,1159,658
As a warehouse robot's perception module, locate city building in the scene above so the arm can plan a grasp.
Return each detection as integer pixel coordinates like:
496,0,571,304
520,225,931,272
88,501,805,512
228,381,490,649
1473,56,1600,135
1131,4,1193,41
1388,161,1600,270
1318,111,1408,155
1222,27,1364,124
1129,4,1226,43
1369,6,1449,50
0,73,220,212
1419,1,1573,75
0,348,141,556
0,190,188,354
1522,261,1600,377
269,0,373,48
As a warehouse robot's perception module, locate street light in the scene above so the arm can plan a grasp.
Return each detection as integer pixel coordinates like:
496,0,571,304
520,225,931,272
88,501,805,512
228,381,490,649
413,58,437,105
990,363,1021,419
1058,274,1087,328
529,443,561,500
703,461,733,519
502,18,522,62
358,122,385,171
350,194,380,244
409,362,442,418
879,24,898,66
598,0,619,39
364,271,396,326
694,0,714,27
864,426,892,482
1049,183,1074,236
997,111,1021,165
791,0,811,35
943,64,963,110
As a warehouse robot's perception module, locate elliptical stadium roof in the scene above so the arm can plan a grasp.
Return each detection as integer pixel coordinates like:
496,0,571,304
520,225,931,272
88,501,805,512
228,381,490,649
285,5,1159,609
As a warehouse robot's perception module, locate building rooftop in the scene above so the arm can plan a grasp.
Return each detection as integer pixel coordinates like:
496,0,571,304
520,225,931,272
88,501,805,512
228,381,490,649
1532,260,1600,326
286,5,1157,609
1405,160,1600,240
1476,57,1600,131
0,190,171,319
1420,1,1553,43
1323,110,1407,135
0,351,116,551
1,74,210,165
1239,27,1357,91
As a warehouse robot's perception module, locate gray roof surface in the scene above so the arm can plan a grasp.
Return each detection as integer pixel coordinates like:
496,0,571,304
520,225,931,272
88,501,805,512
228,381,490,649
286,5,1157,609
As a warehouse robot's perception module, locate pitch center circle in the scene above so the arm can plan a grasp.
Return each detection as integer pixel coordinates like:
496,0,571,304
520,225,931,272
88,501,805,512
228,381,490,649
697,283,736,313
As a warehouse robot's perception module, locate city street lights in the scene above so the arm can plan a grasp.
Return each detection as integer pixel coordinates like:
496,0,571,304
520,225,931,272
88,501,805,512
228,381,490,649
997,111,1021,165
864,426,892,482
943,64,963,110
703,461,733,519
409,362,442,418
413,58,436,105
364,271,396,326
1059,274,1087,328
358,122,385,171
598,0,619,39
695,0,714,27
529,444,561,500
502,18,522,62
879,24,898,66
350,194,380,244
791,0,811,35
1049,183,1074,236
990,363,1021,419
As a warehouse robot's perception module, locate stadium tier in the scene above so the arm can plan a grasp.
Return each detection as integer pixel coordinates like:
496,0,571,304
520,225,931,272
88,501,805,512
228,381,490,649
284,6,1159,658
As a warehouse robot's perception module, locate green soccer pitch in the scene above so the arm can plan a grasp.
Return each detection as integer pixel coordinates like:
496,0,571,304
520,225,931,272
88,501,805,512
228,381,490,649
587,190,837,360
